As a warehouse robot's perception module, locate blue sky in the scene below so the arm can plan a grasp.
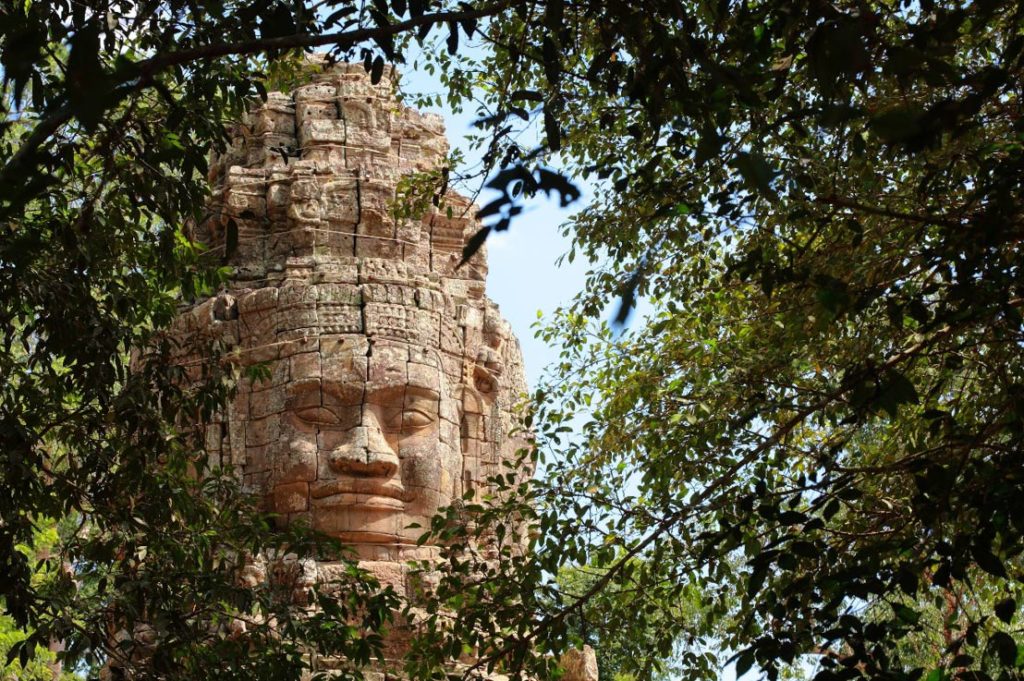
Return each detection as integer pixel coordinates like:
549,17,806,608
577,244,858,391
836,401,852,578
397,66,593,389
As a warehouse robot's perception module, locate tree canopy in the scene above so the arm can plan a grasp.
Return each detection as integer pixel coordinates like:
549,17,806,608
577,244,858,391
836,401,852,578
413,2,1024,680
3,0,1023,680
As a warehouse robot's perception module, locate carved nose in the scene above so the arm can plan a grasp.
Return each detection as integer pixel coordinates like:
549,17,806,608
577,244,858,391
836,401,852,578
326,419,399,478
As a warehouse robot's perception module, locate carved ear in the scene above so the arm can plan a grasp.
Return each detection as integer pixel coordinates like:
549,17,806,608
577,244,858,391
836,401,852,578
472,363,498,397
458,385,483,497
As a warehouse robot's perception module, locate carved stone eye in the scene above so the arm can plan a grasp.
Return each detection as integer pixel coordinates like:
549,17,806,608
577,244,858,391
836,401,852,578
401,409,434,430
294,406,341,426
391,388,439,433
385,405,435,432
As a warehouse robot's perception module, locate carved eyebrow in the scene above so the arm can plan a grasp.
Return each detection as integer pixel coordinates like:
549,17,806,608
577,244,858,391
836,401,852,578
286,378,321,396
405,384,440,400
361,382,403,405
362,368,441,395
286,375,440,402
360,384,439,410
320,379,356,396
320,380,365,405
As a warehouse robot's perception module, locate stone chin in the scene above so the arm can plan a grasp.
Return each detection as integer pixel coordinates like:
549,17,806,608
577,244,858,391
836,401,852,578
312,507,409,547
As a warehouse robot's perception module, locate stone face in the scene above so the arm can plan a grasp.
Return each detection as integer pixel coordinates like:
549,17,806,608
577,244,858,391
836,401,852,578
147,61,602,681
173,60,531,662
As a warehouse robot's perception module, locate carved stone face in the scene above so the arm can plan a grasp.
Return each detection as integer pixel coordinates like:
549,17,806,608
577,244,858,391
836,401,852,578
271,336,462,545
176,62,528,559
153,61,568,680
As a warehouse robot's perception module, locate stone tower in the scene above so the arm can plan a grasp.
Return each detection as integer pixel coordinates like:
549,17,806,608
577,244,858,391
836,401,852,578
169,61,534,674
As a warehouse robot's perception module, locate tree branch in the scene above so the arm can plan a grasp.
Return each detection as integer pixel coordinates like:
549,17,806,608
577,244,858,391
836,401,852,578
815,194,963,229
133,1,517,75
463,398,822,678
464,321,962,677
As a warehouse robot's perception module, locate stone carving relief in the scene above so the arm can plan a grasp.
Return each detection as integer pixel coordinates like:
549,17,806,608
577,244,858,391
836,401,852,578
167,62,594,680
163,61,530,674
180,62,528,558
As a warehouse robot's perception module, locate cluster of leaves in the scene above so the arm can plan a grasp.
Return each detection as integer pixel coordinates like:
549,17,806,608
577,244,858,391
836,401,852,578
552,559,726,681
389,149,465,223
405,1,1024,680
1,613,70,681
0,521,78,681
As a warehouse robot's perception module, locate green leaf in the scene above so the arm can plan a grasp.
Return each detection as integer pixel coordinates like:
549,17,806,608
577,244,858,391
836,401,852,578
459,226,490,266
994,597,1016,624
258,2,296,39
987,632,1017,667
5,639,25,668
790,541,817,558
897,566,919,595
870,106,925,144
733,151,777,199
370,55,385,85
893,603,921,625
66,22,108,130
748,562,768,596
544,105,562,152
735,650,755,677
807,18,870,94
694,129,725,167
972,543,1007,578
777,510,806,526
877,370,919,418
885,46,927,76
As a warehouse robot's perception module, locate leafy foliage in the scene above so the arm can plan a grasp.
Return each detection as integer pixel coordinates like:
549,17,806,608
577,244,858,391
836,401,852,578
407,1,1024,681
4,0,1024,680
553,559,726,681
0,522,77,681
